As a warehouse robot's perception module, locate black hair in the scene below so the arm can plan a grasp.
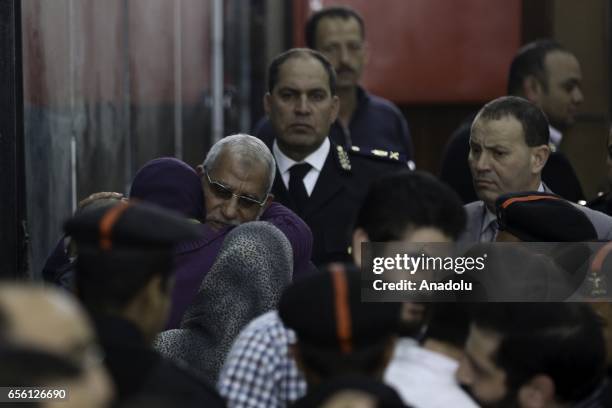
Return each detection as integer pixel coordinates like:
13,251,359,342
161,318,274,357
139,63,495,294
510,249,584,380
305,6,365,49
75,246,173,314
507,39,568,95
297,337,393,380
354,170,466,241
422,303,472,348
267,48,337,95
474,96,550,146
472,303,606,404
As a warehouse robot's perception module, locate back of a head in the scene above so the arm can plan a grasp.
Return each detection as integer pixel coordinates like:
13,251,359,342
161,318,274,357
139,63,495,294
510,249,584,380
0,285,114,408
304,6,365,49
279,264,400,380
472,303,606,404
422,303,471,348
66,201,202,315
474,96,550,147
292,375,406,408
355,171,466,241
0,284,93,356
129,157,204,221
507,39,567,96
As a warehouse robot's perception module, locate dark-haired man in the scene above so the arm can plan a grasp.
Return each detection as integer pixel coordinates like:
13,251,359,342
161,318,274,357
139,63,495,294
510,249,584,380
263,48,404,266
457,303,609,407
386,304,477,408
351,170,466,262
257,6,413,166
458,96,612,243
441,40,585,203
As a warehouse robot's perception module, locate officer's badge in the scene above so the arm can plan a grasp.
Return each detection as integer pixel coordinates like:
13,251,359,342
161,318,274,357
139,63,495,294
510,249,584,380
337,145,352,171
371,149,389,158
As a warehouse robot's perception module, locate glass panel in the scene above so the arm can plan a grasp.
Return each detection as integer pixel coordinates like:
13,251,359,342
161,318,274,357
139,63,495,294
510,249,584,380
22,0,212,277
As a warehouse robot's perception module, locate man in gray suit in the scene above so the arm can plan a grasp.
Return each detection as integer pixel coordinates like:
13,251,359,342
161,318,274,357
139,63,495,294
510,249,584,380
459,96,612,243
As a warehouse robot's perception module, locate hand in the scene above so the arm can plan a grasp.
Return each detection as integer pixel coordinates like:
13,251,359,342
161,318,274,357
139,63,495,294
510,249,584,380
78,192,125,210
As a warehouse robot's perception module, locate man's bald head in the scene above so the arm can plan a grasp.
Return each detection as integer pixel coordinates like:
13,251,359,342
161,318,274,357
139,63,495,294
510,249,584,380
0,284,115,407
0,284,95,356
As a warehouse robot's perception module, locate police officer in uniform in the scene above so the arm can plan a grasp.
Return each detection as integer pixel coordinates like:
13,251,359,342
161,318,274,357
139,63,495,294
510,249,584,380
65,201,225,406
263,48,405,266
256,6,414,169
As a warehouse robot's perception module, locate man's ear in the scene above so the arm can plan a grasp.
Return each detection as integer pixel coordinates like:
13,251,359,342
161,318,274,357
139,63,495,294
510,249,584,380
523,75,544,103
351,227,370,267
264,194,274,211
196,164,204,177
363,42,370,66
517,374,555,408
531,144,550,174
263,93,272,116
329,94,340,124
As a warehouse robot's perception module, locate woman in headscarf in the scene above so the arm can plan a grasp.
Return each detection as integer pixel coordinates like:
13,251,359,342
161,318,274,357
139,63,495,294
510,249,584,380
129,157,314,329
129,157,229,329
154,221,293,385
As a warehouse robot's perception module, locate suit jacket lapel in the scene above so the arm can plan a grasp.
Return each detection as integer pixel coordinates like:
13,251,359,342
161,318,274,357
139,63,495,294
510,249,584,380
271,168,298,212
301,149,345,219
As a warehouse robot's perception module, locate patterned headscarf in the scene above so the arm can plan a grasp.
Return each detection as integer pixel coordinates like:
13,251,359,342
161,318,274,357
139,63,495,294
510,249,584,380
155,221,293,385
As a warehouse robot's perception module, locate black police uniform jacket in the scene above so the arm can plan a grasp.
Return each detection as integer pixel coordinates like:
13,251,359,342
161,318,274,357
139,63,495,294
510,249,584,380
94,315,225,407
268,138,406,267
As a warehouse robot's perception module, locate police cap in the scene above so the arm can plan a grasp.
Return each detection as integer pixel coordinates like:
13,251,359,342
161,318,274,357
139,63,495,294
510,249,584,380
279,263,400,354
496,192,597,242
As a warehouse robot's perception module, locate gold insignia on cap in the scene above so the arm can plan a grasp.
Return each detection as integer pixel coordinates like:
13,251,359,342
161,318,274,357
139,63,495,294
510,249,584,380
389,152,400,160
371,149,388,157
337,145,352,171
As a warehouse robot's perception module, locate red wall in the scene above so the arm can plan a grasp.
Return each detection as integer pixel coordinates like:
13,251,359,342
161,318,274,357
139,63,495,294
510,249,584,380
294,0,521,104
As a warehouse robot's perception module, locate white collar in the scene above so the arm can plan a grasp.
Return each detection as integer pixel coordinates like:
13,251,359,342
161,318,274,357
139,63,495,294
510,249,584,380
273,137,330,175
549,126,563,150
393,340,461,377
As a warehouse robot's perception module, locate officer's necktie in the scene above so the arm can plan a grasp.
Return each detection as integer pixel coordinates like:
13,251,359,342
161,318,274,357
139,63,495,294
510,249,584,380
288,163,312,214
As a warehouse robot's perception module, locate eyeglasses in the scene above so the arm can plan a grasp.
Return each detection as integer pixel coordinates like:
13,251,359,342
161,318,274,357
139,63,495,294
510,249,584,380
205,170,267,210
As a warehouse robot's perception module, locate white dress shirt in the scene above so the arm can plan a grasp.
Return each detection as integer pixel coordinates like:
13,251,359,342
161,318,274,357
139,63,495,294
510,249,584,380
549,126,562,152
273,138,330,197
385,339,478,408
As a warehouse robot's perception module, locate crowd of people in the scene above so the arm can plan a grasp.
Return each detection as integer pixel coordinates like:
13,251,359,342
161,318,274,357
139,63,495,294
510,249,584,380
3,5,612,408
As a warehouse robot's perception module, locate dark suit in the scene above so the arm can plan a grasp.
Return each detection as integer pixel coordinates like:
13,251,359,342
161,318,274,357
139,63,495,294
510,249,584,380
440,116,585,204
588,192,612,217
270,139,406,266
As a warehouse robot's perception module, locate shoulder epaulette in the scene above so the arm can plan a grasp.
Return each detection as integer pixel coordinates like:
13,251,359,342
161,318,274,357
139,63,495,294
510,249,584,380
336,145,352,172
349,145,413,168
